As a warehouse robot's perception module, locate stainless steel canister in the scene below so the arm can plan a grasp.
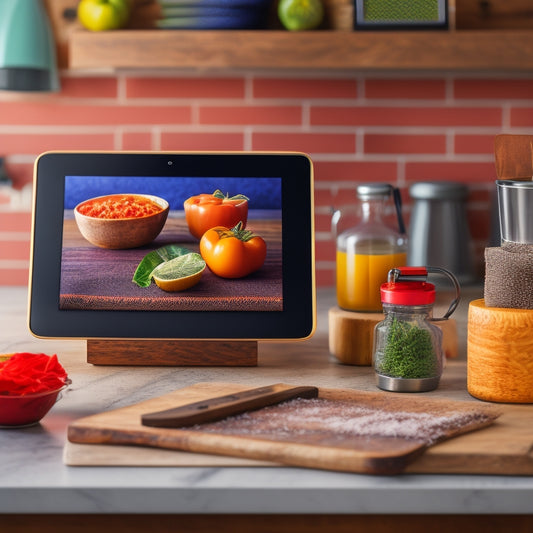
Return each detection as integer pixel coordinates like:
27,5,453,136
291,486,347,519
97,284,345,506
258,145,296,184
407,181,475,285
496,180,533,244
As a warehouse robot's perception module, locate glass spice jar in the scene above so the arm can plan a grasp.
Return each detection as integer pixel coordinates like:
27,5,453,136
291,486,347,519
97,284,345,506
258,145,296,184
334,183,407,312
373,266,460,392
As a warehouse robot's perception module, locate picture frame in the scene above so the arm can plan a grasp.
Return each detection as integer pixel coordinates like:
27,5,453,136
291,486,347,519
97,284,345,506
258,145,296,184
354,0,449,30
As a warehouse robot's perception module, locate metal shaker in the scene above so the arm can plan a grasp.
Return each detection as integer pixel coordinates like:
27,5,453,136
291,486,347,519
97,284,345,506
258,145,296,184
407,181,475,285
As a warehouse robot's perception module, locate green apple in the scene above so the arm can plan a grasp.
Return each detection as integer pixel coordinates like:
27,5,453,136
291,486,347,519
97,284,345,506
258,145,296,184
278,0,324,31
78,0,131,32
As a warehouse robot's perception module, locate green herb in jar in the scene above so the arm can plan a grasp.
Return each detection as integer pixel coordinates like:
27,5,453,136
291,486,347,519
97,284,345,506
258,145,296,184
377,317,438,379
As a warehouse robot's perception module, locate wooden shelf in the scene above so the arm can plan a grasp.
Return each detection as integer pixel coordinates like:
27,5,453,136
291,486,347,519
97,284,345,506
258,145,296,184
68,29,533,72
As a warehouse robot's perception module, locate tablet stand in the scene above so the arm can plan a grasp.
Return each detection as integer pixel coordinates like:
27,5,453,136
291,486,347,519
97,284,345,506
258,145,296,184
86,339,258,366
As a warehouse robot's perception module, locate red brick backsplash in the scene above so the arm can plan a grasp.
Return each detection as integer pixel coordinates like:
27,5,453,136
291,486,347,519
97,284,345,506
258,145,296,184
310,105,502,127
363,133,446,154
510,107,533,127
252,132,356,153
1,73,529,287
57,76,119,98
198,104,302,125
365,79,447,100
253,78,358,99
0,212,32,232
454,134,495,155
161,132,245,151
0,132,115,154
126,77,246,99
121,132,154,151
453,78,533,99
0,102,192,126
404,161,497,182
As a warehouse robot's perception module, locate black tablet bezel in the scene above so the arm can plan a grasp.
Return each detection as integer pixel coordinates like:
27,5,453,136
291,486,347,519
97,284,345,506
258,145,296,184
28,151,315,340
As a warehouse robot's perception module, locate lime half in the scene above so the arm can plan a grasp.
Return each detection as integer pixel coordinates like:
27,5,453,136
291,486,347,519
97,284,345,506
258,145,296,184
151,253,206,292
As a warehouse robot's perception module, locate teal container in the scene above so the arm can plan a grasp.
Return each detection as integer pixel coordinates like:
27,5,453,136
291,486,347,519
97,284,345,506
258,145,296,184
0,0,59,91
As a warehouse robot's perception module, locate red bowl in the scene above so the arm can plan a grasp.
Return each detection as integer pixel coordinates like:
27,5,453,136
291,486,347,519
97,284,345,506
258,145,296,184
0,382,70,428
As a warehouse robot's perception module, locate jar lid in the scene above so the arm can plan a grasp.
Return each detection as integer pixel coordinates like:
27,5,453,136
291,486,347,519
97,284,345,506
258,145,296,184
356,183,393,200
380,281,436,305
409,181,467,200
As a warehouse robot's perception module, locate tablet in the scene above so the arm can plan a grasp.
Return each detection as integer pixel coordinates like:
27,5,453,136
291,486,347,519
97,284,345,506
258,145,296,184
29,151,315,341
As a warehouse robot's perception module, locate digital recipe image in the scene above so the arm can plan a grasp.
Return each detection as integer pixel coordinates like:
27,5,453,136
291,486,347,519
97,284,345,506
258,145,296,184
59,176,283,312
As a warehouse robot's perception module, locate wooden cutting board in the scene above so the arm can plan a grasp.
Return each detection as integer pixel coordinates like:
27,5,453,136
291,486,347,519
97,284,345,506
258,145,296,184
63,381,528,475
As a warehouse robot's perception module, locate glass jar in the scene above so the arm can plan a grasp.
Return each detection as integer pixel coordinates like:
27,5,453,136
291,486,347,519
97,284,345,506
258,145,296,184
335,183,407,312
373,266,460,392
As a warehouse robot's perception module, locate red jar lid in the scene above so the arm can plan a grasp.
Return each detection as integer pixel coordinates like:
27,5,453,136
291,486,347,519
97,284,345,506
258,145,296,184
380,281,436,306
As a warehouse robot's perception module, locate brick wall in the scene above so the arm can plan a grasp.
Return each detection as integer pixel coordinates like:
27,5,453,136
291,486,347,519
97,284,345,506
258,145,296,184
1,72,531,287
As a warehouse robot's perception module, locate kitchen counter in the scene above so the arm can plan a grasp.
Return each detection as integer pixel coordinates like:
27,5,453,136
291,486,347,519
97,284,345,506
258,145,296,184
1,286,533,532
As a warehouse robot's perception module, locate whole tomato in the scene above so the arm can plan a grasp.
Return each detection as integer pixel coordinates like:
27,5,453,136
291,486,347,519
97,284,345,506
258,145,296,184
200,222,266,279
183,189,248,240
77,0,131,32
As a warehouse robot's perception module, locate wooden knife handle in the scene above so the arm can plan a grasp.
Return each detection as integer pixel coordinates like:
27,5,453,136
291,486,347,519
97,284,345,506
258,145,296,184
141,383,319,428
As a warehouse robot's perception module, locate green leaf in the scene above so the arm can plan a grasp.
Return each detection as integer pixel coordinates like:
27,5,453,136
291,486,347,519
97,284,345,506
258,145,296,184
132,244,194,287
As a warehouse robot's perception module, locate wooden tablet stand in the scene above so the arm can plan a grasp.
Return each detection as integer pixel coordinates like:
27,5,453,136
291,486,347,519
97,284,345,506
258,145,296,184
86,339,258,366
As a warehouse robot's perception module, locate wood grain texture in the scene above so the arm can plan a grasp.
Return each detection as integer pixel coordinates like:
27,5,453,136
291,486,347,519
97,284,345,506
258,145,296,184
69,29,533,72
45,0,78,68
467,299,533,403
328,307,458,366
60,216,283,313
494,134,533,179
328,307,381,365
66,381,507,475
49,0,533,72
456,0,533,30
87,339,258,366
141,383,319,427
5,513,533,533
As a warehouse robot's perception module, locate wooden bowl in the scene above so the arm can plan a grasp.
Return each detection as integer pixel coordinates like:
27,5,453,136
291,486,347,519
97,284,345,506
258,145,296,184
74,194,169,249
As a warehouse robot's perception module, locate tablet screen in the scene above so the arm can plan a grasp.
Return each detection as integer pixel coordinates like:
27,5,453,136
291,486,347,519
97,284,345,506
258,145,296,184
29,152,315,340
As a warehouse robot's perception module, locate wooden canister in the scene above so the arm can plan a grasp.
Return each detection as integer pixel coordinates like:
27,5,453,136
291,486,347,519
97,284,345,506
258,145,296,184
329,306,458,366
467,299,533,403
328,307,383,365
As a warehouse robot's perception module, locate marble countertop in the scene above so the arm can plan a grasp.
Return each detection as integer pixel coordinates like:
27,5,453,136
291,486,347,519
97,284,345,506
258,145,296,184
1,286,532,516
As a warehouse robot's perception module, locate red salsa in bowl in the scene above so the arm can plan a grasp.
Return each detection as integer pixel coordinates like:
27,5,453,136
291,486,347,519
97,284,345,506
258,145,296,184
77,194,165,219
74,193,169,249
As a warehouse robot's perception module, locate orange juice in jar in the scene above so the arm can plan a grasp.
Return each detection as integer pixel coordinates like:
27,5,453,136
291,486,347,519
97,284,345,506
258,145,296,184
335,184,407,312
336,245,407,311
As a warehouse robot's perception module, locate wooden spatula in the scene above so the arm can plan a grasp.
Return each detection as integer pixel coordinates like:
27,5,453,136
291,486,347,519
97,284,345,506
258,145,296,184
141,383,319,428
494,134,533,179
